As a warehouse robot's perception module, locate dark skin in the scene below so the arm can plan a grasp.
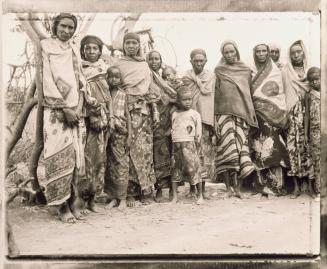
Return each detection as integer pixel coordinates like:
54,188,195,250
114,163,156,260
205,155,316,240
105,67,132,210
147,51,162,73
189,53,211,199
217,44,244,199
56,18,75,42
170,93,204,205
270,48,280,62
54,18,83,223
255,45,268,67
290,44,304,67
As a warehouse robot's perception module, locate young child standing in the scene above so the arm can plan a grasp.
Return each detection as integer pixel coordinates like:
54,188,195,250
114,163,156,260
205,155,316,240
305,67,321,197
104,66,132,210
170,86,204,205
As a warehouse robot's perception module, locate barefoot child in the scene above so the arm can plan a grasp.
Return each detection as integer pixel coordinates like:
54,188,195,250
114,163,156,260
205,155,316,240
104,66,132,210
170,86,204,205
304,67,321,197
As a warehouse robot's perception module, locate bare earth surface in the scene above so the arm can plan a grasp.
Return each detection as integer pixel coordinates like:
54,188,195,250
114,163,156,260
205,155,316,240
8,183,320,256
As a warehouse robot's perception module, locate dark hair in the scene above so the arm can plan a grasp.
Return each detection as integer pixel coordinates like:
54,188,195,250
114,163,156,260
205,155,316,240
162,65,176,79
307,67,320,81
80,35,104,60
52,13,78,37
177,86,191,99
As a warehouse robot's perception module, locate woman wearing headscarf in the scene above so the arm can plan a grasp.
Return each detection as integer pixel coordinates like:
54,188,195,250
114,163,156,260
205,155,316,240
80,35,113,212
146,50,177,202
182,48,216,198
282,40,314,198
116,33,160,206
41,13,87,222
250,43,289,196
268,43,284,69
214,40,258,198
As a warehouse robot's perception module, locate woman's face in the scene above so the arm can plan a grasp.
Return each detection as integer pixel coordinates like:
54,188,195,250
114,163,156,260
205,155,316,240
148,52,161,72
223,44,237,65
56,18,75,42
255,45,268,64
190,54,207,75
290,44,304,66
124,39,140,57
84,43,101,63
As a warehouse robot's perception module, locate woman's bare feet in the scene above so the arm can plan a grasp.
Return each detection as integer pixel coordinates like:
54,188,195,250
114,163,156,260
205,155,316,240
70,198,86,220
88,199,100,213
196,196,204,205
105,199,118,210
126,196,136,207
155,189,164,203
170,196,178,204
117,199,127,210
58,202,76,223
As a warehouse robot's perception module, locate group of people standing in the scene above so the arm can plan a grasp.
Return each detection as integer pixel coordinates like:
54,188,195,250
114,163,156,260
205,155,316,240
40,13,321,223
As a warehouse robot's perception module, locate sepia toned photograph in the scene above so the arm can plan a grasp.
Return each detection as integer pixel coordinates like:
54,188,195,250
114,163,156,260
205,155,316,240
1,1,325,268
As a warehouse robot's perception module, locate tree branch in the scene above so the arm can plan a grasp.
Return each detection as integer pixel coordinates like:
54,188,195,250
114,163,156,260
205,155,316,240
5,97,38,161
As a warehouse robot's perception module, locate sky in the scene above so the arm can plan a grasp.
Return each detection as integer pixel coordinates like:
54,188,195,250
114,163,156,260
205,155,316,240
2,12,320,82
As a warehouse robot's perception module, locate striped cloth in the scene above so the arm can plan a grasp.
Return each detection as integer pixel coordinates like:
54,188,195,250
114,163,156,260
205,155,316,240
214,114,254,180
112,88,126,118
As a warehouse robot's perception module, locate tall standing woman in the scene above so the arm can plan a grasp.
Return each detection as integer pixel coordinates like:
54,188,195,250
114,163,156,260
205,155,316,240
214,40,258,198
41,13,87,222
116,33,160,205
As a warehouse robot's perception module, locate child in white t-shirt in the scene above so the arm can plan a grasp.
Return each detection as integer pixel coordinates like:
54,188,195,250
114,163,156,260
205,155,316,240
170,86,204,205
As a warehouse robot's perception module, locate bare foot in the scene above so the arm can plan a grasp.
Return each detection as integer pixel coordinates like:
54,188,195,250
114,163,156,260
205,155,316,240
186,191,197,199
170,196,178,204
154,189,164,203
141,194,154,205
81,209,90,215
105,199,118,210
203,191,210,200
290,191,301,199
117,199,127,210
196,196,204,205
127,196,136,207
58,203,76,223
70,198,86,220
88,199,100,213
235,191,243,199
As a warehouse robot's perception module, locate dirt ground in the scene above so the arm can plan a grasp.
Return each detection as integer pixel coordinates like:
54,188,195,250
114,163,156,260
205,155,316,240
7,183,320,256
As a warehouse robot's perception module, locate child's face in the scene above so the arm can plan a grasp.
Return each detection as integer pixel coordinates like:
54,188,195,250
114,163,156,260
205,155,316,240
107,68,122,87
178,93,192,110
309,73,320,91
84,42,101,63
162,68,175,82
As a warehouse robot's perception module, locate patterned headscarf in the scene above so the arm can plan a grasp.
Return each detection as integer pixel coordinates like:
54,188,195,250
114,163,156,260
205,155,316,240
80,35,104,60
51,13,78,37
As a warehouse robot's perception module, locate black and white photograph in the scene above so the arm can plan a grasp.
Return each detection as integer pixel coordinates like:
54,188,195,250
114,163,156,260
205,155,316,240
1,0,326,268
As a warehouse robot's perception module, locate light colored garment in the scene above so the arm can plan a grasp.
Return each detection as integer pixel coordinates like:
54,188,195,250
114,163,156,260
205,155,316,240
171,109,202,143
117,56,152,96
41,38,85,109
41,37,87,206
251,58,287,128
182,69,215,126
281,40,310,111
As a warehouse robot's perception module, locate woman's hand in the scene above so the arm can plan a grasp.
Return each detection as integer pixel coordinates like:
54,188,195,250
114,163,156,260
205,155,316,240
89,116,102,132
63,108,79,127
